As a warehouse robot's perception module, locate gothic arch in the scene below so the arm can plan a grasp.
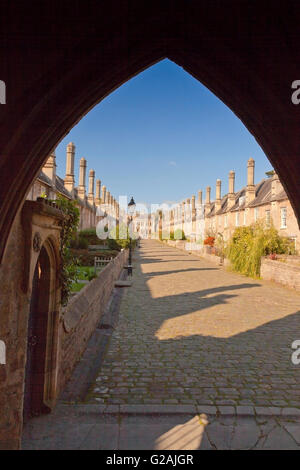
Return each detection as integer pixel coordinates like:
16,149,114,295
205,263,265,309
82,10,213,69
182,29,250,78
1,0,300,263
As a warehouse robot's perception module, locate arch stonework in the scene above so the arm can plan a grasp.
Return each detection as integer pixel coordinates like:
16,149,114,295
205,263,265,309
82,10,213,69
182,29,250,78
0,1,300,264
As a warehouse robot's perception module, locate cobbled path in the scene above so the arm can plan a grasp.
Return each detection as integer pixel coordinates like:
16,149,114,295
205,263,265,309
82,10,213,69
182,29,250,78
86,240,300,408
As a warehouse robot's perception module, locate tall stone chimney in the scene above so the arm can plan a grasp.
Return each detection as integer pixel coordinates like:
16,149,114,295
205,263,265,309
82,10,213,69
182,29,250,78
228,170,236,209
198,190,202,206
88,169,95,205
246,158,255,204
205,186,211,209
78,157,87,201
101,185,106,204
186,198,191,218
215,179,222,212
43,151,56,189
95,179,101,206
64,142,75,194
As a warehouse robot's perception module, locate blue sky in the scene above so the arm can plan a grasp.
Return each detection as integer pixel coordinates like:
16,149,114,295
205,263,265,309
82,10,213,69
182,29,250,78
55,59,271,205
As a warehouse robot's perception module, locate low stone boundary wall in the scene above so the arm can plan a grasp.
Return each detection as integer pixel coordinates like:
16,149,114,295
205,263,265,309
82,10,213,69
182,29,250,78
260,257,300,291
163,239,227,266
163,240,300,290
58,249,128,394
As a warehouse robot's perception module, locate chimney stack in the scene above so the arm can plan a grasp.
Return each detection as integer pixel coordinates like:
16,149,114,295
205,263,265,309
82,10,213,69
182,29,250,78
205,186,211,206
107,191,111,206
198,190,202,206
64,142,75,194
101,185,107,204
78,157,87,201
88,169,95,205
246,158,255,204
95,179,101,206
43,151,56,190
215,179,222,211
228,170,236,209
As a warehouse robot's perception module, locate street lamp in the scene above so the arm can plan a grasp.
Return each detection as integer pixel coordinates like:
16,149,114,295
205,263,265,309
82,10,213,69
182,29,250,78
127,196,136,275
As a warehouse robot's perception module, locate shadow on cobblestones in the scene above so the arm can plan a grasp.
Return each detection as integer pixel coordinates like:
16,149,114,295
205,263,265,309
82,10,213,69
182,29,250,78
87,240,300,409
22,240,300,450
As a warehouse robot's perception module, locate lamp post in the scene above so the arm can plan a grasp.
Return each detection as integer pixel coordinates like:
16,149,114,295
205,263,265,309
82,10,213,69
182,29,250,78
127,196,136,275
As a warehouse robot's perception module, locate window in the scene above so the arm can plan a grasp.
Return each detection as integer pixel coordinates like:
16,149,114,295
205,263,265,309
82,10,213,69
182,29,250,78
254,207,259,222
235,212,239,227
224,214,228,228
243,211,246,225
281,207,287,228
265,209,271,227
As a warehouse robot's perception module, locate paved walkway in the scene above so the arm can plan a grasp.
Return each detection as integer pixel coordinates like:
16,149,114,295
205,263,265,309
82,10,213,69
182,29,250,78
87,240,300,408
22,239,300,450
22,404,300,450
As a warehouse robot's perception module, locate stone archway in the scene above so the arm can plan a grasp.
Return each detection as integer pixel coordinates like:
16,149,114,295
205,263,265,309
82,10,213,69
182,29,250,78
1,1,300,264
1,0,300,449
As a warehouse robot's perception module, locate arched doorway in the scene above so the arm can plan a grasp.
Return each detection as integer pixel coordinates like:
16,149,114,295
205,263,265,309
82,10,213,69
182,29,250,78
23,244,54,422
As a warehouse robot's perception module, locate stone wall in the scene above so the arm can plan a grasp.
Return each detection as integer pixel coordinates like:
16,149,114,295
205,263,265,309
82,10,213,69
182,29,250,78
260,257,300,291
163,240,227,266
0,201,63,450
58,248,128,394
0,212,28,450
164,240,300,290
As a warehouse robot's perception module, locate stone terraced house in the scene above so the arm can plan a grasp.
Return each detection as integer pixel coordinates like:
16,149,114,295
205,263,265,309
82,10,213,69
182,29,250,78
26,142,120,231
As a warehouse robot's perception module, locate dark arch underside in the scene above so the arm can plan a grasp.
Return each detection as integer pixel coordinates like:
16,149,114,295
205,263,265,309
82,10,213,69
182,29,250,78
0,0,300,262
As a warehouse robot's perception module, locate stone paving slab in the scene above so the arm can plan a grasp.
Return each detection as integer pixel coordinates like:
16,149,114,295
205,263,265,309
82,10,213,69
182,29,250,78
22,404,300,450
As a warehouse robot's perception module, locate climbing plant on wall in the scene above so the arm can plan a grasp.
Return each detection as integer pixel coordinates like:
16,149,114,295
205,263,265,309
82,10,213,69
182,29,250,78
53,195,80,306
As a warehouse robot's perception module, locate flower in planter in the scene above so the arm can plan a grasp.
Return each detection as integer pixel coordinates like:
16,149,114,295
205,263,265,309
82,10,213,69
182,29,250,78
204,236,215,247
269,253,278,260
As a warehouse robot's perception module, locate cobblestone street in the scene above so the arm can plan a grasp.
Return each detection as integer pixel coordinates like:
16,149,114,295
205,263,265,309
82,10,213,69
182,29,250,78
86,240,300,408
23,240,300,449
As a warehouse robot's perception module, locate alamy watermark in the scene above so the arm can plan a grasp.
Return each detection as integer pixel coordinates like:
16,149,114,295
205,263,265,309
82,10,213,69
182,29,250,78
95,196,205,244
291,340,300,365
291,80,300,104
0,340,6,364
0,80,6,104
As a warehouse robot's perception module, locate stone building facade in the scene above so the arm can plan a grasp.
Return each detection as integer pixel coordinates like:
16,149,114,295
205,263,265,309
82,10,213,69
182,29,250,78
26,142,120,231
160,159,299,252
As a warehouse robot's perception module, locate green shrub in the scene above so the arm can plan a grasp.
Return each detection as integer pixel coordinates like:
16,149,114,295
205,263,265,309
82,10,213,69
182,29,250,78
78,228,100,245
78,236,89,249
174,229,186,240
88,272,97,281
226,220,294,278
107,223,137,251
